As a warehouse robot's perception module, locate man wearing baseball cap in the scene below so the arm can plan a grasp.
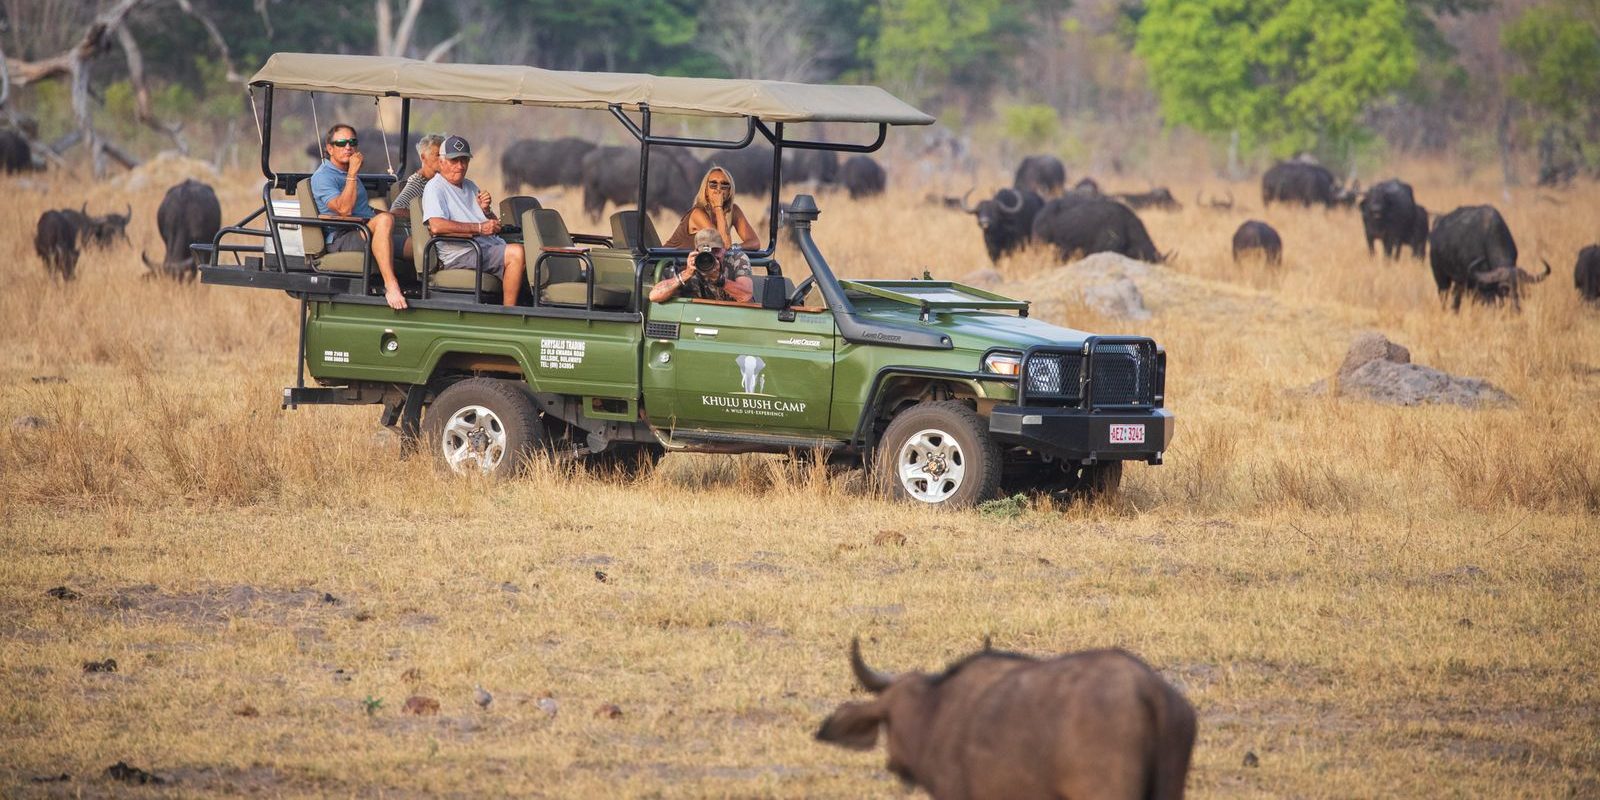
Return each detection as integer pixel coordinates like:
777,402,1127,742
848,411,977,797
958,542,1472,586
421,135,525,306
646,227,754,304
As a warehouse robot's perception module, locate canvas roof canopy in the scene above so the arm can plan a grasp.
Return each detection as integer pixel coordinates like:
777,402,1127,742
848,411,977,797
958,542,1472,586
251,53,935,126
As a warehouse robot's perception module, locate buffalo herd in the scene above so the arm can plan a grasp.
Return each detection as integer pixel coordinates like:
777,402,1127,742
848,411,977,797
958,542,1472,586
934,154,1594,312
33,205,132,281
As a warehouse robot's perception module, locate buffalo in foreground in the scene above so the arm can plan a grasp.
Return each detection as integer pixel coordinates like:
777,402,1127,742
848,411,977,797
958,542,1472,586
1232,220,1282,266
962,187,1045,263
1014,154,1067,196
1575,245,1600,303
501,137,595,193
33,205,132,281
817,638,1196,800
1360,179,1428,259
1429,205,1551,311
1262,161,1358,208
1032,196,1164,263
142,180,221,281
841,155,887,199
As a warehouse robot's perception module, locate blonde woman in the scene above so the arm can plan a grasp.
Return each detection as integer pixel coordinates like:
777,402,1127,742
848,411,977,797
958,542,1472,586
663,165,763,251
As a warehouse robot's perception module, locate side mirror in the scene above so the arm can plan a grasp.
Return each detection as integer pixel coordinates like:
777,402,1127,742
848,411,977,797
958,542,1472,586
761,275,788,310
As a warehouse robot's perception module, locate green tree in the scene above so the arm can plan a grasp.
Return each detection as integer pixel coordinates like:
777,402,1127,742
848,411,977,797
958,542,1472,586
1135,0,1417,162
869,0,1062,107
1502,5,1600,126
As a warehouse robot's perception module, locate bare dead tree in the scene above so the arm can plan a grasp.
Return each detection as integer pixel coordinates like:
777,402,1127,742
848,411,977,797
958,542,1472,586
376,0,460,61
170,0,244,82
701,0,845,83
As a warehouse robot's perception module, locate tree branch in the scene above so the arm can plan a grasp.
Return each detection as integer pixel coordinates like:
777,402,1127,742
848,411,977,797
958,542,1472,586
114,21,188,155
171,0,245,82
423,31,463,63
376,0,394,57
392,0,425,57
3,0,146,87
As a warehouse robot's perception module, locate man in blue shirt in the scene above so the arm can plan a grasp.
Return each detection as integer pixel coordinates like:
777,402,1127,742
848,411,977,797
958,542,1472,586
309,123,412,310
422,135,526,307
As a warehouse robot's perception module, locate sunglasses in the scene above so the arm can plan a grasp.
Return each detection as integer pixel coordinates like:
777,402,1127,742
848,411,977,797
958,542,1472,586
329,138,359,148
707,180,730,190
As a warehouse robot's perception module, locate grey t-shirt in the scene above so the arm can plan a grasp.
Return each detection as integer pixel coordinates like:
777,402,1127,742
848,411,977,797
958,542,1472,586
422,174,502,260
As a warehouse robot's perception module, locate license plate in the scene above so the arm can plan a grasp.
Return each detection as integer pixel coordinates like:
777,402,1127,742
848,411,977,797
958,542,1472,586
1109,424,1145,444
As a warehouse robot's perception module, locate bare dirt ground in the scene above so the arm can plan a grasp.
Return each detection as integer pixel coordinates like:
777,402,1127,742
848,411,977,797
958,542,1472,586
1,156,1598,797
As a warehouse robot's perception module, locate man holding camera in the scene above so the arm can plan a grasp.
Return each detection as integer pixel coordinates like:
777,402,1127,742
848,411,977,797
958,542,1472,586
647,228,754,303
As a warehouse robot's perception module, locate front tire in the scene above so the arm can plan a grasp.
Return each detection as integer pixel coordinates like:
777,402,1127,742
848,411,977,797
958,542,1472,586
877,400,1001,508
422,378,545,478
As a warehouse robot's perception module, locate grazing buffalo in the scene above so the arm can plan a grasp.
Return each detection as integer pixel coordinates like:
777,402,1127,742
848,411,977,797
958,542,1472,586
1232,220,1283,266
33,205,132,281
1115,187,1182,211
142,180,221,281
579,145,699,220
1262,161,1358,208
1429,205,1551,311
962,187,1045,263
1575,245,1600,303
784,148,839,186
1360,179,1428,259
817,639,1197,800
841,155,886,199
1196,189,1234,211
1,129,34,173
1032,196,1164,263
1014,155,1067,196
501,137,595,193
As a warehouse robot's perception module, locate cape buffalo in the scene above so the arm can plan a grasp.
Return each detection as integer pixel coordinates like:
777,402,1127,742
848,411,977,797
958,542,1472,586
1429,205,1552,311
1071,177,1101,195
1360,179,1428,259
1032,196,1164,263
817,639,1197,800
1,129,33,173
1115,187,1182,211
784,148,839,186
579,145,699,220
142,180,221,281
1196,189,1233,210
1575,245,1600,303
1232,220,1282,266
841,155,886,199
1014,154,1067,196
962,187,1045,263
1262,161,1358,208
501,137,595,193
33,205,132,281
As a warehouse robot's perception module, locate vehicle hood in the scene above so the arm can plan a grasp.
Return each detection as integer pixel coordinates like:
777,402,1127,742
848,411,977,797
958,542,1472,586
850,302,1101,353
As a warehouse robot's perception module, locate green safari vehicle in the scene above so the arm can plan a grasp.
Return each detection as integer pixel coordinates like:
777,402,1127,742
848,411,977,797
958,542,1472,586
200,53,1173,507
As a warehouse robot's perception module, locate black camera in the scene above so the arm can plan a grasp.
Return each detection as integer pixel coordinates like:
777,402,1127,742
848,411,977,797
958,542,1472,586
692,244,719,272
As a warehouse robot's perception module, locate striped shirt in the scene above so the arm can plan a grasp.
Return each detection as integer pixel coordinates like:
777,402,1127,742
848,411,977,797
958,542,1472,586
392,172,428,212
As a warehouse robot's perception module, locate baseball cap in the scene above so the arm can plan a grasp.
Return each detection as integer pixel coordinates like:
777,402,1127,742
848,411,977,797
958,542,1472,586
441,135,473,160
693,228,725,250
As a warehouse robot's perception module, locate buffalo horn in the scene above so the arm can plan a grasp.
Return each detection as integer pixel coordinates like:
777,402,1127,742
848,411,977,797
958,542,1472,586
996,188,1023,214
959,188,976,214
849,637,892,693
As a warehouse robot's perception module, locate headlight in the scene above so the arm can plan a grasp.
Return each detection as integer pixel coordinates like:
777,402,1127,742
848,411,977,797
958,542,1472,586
983,352,1021,376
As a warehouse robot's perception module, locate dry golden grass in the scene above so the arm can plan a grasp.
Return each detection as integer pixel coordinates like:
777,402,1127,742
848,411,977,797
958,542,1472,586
2,155,1598,797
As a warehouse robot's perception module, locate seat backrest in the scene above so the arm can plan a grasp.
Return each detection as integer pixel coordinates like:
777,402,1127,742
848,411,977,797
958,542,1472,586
409,195,432,271
500,195,541,226
521,208,582,287
294,178,327,257
609,210,661,251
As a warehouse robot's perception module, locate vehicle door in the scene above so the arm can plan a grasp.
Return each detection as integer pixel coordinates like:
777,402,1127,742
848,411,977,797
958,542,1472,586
642,295,836,436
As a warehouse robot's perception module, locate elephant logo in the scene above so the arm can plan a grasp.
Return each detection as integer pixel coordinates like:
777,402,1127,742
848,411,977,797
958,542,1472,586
734,354,766,394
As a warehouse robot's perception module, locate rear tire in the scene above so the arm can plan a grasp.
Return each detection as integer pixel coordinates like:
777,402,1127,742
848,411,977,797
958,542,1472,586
422,378,544,478
877,400,1001,509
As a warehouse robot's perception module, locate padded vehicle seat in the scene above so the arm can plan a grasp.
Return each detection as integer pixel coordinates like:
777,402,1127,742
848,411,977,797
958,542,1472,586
294,178,368,275
521,208,630,307
499,196,542,227
410,197,503,297
609,210,662,251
